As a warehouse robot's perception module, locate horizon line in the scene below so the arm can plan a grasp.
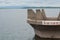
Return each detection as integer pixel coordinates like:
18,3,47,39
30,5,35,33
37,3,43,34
0,6,60,9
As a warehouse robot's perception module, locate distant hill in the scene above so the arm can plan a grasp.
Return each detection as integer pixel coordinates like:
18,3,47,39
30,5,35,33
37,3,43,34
0,6,60,9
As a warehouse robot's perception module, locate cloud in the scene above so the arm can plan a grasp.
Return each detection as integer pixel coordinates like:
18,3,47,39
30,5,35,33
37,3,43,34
0,0,60,7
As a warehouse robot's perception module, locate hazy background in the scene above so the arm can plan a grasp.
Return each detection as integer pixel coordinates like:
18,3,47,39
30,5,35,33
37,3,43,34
44,9,60,17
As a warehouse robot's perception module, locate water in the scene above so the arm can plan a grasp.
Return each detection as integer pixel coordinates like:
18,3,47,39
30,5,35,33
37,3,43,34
0,9,60,40
0,9,35,40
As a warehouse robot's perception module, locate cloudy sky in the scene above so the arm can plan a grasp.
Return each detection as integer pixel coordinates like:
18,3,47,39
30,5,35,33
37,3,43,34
0,0,60,7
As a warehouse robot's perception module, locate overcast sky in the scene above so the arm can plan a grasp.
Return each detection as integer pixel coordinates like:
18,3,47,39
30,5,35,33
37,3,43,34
0,0,60,7
0,0,60,16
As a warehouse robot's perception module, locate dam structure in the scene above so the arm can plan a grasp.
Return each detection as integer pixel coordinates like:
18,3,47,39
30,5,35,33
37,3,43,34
27,9,60,40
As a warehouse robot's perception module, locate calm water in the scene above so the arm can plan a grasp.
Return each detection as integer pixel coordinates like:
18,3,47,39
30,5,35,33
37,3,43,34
0,9,35,40
0,9,60,40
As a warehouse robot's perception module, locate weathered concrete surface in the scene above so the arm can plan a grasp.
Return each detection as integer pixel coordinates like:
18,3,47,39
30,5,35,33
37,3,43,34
28,9,60,20
27,9,60,39
35,29,60,38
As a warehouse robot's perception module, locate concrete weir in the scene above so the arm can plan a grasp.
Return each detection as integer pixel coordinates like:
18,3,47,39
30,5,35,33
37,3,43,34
27,9,60,40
